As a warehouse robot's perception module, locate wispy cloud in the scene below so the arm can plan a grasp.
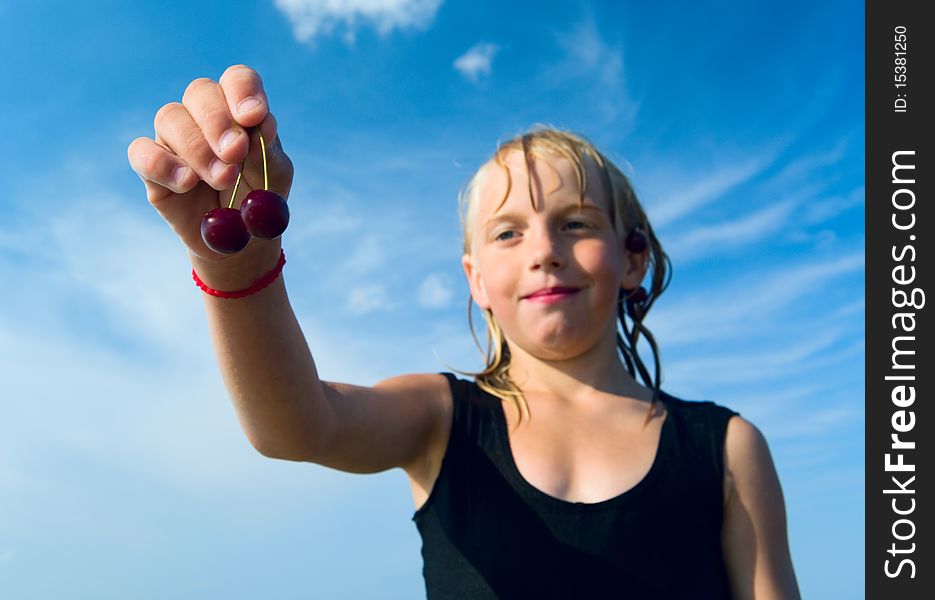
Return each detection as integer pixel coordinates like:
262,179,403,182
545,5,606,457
347,283,394,314
555,18,623,92
1,315,247,493
700,382,860,449
650,140,862,262
290,197,364,242
648,252,864,346
49,198,202,350
802,186,864,225
274,0,443,44
338,233,389,275
666,327,845,388
453,42,498,83
417,272,454,308
1,195,202,357
767,405,859,440
0,142,381,502
648,154,775,228
717,382,830,421
769,140,848,183
833,297,864,318
0,171,400,514
665,200,797,263
546,15,634,128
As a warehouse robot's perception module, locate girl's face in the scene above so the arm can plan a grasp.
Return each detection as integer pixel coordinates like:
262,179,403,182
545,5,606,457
462,150,645,361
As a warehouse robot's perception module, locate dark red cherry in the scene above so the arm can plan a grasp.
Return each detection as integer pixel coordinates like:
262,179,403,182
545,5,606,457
200,207,250,254
241,189,289,240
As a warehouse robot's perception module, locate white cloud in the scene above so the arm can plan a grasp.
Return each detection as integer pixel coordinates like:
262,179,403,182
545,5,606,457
0,195,203,358
294,200,363,239
802,186,864,225
833,297,864,318
0,140,388,502
648,155,774,228
547,15,632,127
417,272,454,308
274,0,443,44
648,252,864,346
764,139,849,191
347,283,393,314
338,234,388,275
664,200,796,263
666,328,844,388
556,19,622,89
767,405,859,440
48,196,203,352
453,42,498,83
702,383,859,445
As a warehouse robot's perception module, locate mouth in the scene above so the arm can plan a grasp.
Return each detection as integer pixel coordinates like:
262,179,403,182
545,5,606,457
523,287,581,302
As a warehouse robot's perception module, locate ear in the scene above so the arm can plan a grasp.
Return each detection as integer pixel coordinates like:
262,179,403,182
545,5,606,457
620,243,649,290
462,253,492,310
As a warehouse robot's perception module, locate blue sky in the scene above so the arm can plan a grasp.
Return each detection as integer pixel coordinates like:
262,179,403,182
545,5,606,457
1,1,863,598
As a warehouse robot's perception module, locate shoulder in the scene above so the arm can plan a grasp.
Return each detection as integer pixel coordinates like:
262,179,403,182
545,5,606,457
720,415,802,598
724,416,768,470
389,371,454,417
722,416,772,507
390,371,454,447
374,372,453,416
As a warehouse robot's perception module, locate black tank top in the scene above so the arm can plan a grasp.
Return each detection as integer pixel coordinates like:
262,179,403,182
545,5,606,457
412,372,740,599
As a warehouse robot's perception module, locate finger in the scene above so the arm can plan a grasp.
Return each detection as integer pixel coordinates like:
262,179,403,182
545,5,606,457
153,102,238,191
241,112,293,199
127,136,197,198
218,64,269,129
181,77,248,166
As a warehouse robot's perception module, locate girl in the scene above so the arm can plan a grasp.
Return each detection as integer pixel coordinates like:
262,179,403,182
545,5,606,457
128,65,801,599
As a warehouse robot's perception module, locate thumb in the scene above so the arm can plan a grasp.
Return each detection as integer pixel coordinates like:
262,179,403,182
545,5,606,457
266,132,294,198
241,113,294,200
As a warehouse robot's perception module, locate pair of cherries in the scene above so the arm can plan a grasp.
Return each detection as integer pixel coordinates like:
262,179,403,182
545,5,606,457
199,129,289,254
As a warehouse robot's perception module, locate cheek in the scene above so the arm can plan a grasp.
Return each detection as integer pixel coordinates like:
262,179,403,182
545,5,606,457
579,240,623,280
483,270,517,307
477,265,524,320
471,254,513,305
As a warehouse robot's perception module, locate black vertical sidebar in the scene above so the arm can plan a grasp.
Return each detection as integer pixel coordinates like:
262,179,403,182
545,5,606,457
866,1,932,598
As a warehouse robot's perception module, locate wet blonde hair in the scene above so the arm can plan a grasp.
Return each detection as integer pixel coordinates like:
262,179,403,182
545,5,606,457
450,126,671,430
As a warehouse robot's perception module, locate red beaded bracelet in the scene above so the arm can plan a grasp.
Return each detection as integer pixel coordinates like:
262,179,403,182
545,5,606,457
192,249,286,299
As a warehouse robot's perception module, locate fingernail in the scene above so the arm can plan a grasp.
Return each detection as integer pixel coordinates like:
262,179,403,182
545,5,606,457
172,166,189,185
219,129,239,152
237,97,261,115
210,159,228,180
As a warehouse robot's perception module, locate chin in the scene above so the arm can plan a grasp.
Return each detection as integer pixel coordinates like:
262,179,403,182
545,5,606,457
530,334,597,360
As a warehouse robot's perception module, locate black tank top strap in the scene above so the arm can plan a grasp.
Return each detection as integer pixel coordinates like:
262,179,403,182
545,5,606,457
659,390,740,518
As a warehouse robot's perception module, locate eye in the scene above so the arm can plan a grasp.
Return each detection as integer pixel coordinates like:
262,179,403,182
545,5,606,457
494,230,516,242
565,219,591,230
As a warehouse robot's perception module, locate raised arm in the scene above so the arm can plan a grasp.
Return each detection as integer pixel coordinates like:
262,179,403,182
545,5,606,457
127,66,447,476
721,416,802,599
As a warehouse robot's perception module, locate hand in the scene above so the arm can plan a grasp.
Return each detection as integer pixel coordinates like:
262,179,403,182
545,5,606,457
128,65,294,273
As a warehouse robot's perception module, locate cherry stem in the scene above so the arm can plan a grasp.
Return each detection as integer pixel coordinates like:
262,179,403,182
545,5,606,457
260,131,269,190
227,151,248,209
225,127,268,208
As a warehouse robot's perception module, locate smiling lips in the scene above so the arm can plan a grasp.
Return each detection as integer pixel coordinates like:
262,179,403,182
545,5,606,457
523,287,581,302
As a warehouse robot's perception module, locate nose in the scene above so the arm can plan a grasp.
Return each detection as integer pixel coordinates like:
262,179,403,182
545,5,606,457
527,225,565,271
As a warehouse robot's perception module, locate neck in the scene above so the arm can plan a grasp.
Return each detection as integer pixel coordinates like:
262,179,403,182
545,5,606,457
505,322,653,407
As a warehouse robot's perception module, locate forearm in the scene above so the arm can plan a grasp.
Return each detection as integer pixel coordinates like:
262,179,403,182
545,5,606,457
193,242,331,460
